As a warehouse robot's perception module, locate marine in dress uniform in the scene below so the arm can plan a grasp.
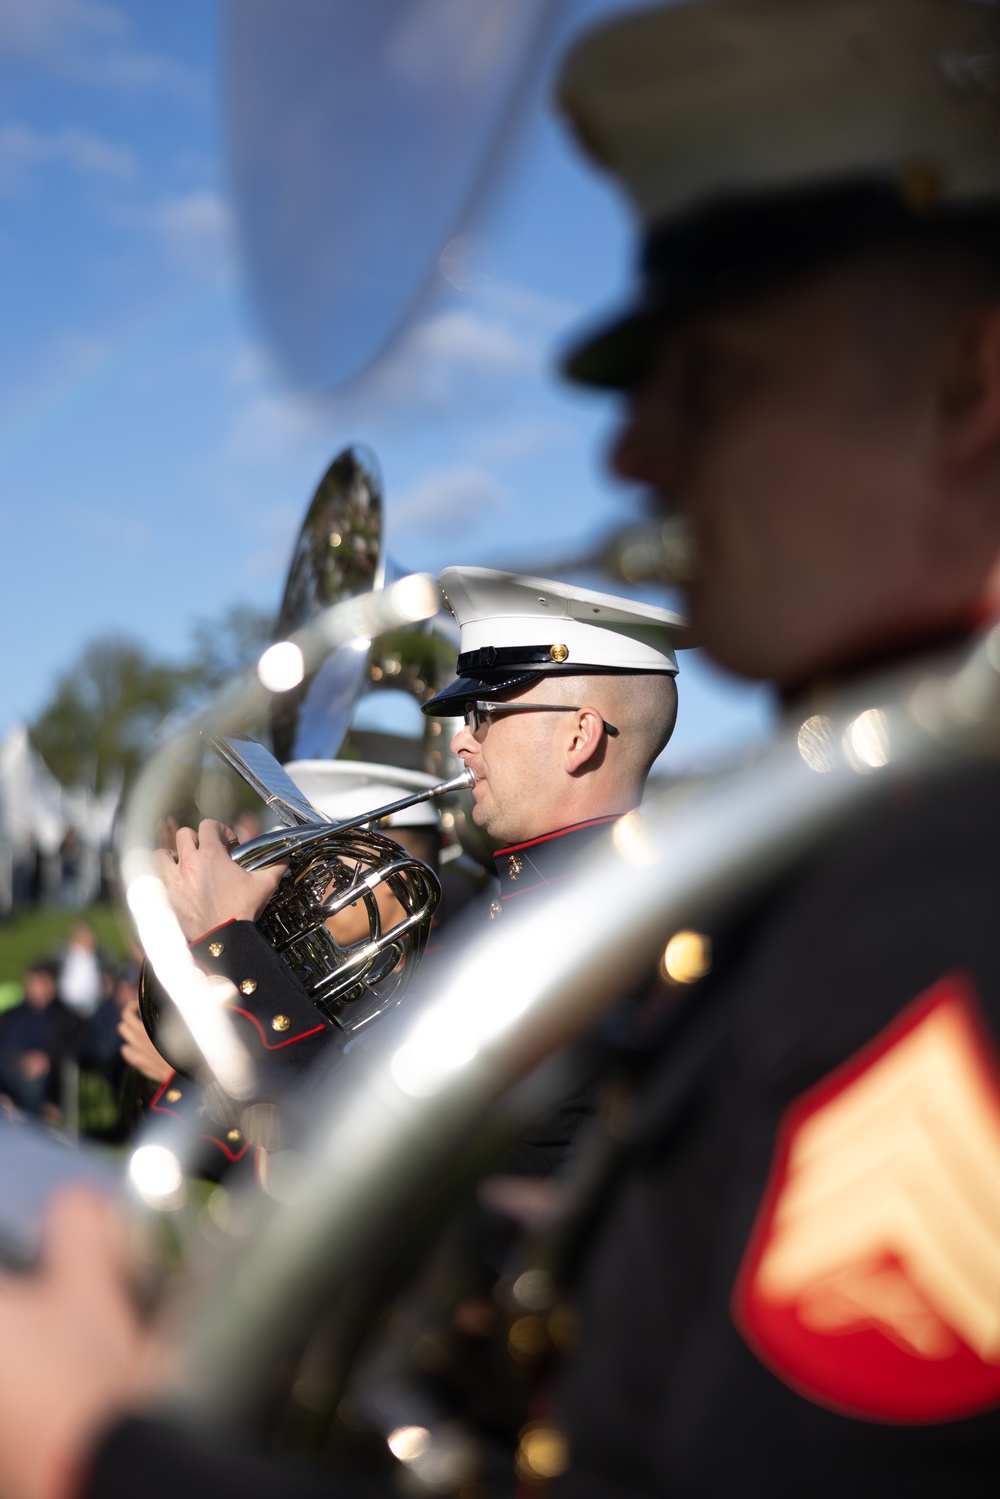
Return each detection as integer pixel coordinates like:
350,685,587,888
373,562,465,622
419,566,686,1174
536,1,1000,1491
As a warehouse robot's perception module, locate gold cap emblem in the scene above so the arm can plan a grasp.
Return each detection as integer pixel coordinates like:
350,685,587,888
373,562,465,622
271,1013,291,1032
208,941,224,957
549,643,569,662
239,978,257,996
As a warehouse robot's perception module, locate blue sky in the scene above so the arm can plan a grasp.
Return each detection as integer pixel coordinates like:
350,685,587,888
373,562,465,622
0,0,773,773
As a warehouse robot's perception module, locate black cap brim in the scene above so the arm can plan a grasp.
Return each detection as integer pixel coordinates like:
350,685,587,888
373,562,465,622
561,304,662,391
422,670,545,716
561,183,1000,392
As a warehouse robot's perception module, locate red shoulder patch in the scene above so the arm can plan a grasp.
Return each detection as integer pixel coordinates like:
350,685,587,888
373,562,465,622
732,973,1000,1423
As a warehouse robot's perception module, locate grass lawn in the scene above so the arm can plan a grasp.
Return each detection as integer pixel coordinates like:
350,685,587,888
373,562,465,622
0,904,132,987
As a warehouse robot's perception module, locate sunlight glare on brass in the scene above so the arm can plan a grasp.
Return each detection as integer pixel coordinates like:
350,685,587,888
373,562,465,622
387,1426,431,1463
843,708,890,772
128,1144,186,1211
612,809,657,869
125,872,253,1099
660,930,712,985
386,572,440,624
516,1424,570,1481
797,714,837,773
257,640,306,693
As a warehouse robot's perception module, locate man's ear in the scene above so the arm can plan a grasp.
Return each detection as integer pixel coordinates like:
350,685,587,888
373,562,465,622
564,707,606,775
937,306,1000,475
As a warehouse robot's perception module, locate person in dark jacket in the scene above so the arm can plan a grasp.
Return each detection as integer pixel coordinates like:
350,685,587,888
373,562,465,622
0,961,75,1120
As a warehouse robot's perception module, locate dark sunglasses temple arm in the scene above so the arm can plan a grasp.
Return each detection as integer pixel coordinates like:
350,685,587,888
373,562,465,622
470,702,619,736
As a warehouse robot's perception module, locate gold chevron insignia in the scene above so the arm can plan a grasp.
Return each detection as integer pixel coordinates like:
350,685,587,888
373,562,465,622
757,985,1000,1361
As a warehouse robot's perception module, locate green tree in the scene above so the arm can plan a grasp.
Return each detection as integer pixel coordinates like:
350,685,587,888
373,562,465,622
29,636,187,793
185,603,275,694
28,604,276,793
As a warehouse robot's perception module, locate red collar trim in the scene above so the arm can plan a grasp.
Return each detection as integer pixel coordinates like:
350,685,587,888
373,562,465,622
496,814,623,857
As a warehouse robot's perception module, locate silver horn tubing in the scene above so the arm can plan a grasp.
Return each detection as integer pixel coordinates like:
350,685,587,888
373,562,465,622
231,768,475,873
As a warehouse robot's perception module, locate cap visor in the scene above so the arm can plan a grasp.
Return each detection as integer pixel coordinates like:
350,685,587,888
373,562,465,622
560,305,661,390
422,671,544,716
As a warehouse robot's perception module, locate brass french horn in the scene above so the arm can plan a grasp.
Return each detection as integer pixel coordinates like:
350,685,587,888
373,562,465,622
137,730,473,1069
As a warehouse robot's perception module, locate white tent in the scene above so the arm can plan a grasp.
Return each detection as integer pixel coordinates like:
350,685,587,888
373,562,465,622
0,725,118,908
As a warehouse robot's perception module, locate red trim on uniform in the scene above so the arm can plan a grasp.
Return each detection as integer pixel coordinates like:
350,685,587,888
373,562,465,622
226,1005,327,1050
188,917,237,949
203,1134,250,1163
149,1077,249,1160
496,814,623,857
149,1075,177,1112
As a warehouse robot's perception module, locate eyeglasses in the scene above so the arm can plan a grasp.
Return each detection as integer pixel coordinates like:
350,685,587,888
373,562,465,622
462,700,619,737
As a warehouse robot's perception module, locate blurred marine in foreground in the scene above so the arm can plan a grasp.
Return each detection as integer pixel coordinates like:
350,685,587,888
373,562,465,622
6,0,1000,1495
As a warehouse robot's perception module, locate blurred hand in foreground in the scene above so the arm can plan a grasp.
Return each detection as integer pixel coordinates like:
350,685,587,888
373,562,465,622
118,999,173,1085
152,819,286,942
0,1189,147,1499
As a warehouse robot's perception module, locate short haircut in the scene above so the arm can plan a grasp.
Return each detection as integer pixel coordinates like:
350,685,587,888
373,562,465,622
541,670,679,782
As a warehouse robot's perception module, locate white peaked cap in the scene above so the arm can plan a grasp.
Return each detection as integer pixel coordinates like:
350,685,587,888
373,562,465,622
555,0,1000,387
423,567,687,715
557,0,1000,230
284,760,441,828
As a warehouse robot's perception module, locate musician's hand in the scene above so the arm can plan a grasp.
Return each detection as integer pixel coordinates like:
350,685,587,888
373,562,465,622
152,819,286,942
0,1188,148,1499
118,999,173,1084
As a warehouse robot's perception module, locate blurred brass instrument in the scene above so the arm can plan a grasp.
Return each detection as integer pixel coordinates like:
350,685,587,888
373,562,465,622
523,511,699,587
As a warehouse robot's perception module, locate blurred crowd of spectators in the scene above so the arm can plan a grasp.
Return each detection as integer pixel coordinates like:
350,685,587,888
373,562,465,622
0,923,144,1136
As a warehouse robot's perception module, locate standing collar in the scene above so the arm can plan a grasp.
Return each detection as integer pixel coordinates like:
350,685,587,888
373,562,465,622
493,815,623,904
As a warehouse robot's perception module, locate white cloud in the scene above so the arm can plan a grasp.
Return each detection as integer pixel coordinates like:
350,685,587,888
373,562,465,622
339,306,539,421
413,308,531,371
439,240,579,328
223,302,541,466
0,122,134,191
147,190,234,278
220,264,574,470
393,465,506,532
224,389,331,467
0,0,202,97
